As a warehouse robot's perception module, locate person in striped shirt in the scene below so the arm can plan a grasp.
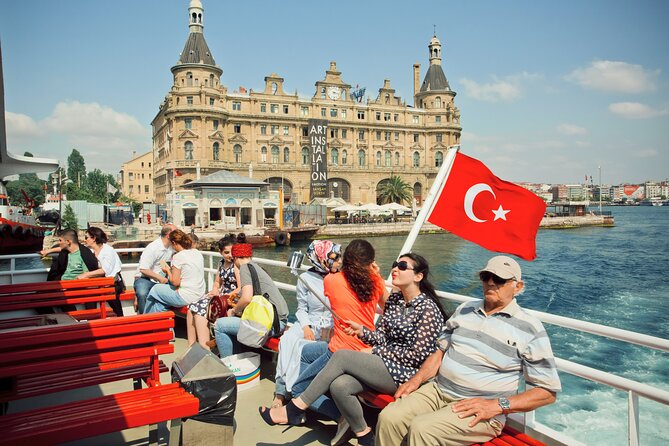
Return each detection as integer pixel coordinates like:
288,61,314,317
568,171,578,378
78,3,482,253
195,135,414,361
376,255,561,446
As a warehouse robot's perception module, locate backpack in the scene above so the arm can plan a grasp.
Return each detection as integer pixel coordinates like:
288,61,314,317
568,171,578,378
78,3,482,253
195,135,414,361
237,264,280,348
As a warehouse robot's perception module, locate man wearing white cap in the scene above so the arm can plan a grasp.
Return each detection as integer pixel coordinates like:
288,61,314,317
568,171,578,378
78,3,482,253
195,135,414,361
376,256,561,446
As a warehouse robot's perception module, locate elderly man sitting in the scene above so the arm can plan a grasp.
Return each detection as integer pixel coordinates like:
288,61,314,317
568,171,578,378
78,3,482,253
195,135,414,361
376,255,561,446
133,224,176,313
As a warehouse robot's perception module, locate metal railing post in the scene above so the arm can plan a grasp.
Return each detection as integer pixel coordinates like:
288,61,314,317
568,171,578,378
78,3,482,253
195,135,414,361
628,391,639,446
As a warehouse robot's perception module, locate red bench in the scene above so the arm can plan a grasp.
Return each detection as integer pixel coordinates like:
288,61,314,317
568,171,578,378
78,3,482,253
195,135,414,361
0,277,117,319
357,391,546,446
0,312,199,444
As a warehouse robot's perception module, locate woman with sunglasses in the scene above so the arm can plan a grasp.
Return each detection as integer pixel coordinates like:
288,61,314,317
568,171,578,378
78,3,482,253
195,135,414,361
260,253,446,446
271,240,342,409
77,226,125,316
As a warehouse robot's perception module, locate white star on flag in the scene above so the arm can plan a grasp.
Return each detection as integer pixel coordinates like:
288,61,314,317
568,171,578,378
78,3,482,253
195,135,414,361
492,205,510,221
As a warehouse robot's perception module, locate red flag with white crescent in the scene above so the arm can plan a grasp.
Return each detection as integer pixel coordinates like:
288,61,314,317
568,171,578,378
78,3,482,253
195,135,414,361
427,153,546,260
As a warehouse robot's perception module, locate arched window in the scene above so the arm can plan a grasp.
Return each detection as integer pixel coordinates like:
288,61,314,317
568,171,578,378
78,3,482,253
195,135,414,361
198,13,202,23
186,72,193,87
302,147,309,164
233,144,242,163
192,12,197,23
212,142,220,161
414,182,423,205
395,151,400,166
435,151,443,167
283,147,290,163
435,97,442,108
265,177,293,202
328,178,351,201
384,150,391,167
261,146,268,162
413,151,420,167
342,150,348,165
271,146,280,163
358,149,366,167
209,74,214,87
331,148,339,166
376,151,382,166
184,141,193,160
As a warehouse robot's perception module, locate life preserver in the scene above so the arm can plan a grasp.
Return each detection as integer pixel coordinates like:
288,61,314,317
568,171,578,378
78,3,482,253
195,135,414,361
0,224,9,236
274,231,289,246
12,225,24,238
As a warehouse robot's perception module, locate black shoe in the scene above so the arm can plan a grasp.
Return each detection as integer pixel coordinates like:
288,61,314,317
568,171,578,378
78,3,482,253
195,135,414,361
331,417,353,446
258,400,306,426
356,430,375,446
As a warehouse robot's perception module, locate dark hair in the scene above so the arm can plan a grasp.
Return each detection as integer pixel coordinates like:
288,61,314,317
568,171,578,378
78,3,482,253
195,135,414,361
59,228,78,243
169,229,193,249
86,226,108,244
236,233,247,244
399,252,449,319
217,233,237,251
160,224,176,237
342,239,378,302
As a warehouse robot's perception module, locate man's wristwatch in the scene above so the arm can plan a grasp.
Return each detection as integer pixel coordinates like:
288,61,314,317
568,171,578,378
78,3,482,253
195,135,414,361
498,397,511,415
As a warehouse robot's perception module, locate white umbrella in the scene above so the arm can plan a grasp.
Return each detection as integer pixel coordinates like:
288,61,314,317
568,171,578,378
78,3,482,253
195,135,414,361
359,203,385,215
332,204,360,212
380,202,411,212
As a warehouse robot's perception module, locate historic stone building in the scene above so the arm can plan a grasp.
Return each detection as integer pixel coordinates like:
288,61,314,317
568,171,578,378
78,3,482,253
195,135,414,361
119,151,154,203
152,0,461,207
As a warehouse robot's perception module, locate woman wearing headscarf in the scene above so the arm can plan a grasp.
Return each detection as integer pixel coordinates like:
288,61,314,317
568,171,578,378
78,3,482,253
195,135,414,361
272,240,342,409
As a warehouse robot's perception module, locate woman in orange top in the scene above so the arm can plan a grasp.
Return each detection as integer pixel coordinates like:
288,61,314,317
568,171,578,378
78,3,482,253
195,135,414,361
265,239,388,421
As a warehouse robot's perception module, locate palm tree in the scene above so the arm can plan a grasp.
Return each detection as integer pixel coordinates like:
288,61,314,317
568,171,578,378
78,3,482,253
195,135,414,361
376,175,413,205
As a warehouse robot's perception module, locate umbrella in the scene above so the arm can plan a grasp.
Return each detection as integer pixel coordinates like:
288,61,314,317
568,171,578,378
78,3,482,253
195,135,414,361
332,204,360,212
380,202,411,212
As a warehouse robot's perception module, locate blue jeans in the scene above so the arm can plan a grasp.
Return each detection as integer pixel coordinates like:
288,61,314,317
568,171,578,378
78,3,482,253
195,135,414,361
145,283,187,314
133,277,157,314
214,317,286,359
291,342,340,420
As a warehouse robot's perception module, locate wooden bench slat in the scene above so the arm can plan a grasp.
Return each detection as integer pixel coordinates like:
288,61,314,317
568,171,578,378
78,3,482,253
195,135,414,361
0,277,115,294
0,288,115,300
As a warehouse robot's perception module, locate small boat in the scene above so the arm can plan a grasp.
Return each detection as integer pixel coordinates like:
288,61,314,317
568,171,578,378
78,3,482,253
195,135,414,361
0,188,47,255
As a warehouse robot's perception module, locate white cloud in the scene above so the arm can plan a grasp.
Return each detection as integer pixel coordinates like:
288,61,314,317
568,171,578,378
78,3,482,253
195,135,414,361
5,112,43,138
459,72,541,102
608,102,669,119
565,60,659,93
557,123,587,136
43,101,146,137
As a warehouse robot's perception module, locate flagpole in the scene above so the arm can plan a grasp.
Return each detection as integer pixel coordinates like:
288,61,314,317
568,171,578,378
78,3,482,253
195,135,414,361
393,144,461,265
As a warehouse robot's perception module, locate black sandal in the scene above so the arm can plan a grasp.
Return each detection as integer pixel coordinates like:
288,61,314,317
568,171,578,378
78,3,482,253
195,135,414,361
258,401,306,426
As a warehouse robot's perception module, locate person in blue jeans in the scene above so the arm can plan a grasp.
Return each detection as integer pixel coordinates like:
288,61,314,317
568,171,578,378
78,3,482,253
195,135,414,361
133,224,176,313
213,239,289,358
290,340,339,420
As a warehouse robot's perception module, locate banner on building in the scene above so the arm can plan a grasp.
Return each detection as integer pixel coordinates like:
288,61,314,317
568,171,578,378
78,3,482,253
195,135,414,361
309,119,328,199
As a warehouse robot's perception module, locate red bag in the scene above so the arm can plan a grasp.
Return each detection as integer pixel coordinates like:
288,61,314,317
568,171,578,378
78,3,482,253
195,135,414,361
207,294,231,323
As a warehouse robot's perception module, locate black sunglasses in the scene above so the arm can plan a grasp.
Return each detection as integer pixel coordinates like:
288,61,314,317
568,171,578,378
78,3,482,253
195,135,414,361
479,271,513,285
392,260,414,271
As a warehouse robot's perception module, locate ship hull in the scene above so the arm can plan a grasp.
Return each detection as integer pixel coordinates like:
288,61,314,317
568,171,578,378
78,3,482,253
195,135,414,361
0,218,46,254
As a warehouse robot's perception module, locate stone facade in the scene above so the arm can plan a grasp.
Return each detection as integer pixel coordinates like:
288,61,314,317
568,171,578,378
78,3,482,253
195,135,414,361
119,151,154,203
151,0,461,207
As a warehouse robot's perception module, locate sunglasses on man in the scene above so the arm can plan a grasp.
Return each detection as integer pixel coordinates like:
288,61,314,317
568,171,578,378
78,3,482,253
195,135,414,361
479,271,514,285
391,260,414,271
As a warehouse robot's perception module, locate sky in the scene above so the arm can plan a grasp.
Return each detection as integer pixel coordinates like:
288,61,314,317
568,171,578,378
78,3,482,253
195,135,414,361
1,0,668,185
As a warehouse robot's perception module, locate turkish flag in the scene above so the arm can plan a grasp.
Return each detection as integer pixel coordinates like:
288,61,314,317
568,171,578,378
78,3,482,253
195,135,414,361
427,153,546,260
174,169,183,177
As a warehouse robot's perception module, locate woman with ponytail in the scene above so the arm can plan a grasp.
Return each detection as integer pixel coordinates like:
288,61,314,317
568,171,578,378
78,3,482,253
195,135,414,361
260,253,446,446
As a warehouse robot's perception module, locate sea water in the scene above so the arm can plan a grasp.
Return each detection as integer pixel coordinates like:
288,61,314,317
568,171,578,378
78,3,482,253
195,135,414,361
255,206,669,445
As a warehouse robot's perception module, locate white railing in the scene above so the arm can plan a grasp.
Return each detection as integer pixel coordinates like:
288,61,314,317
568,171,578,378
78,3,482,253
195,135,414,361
2,251,668,445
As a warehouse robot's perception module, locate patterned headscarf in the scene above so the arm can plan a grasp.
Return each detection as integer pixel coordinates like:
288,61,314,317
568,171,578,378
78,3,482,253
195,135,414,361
306,240,342,274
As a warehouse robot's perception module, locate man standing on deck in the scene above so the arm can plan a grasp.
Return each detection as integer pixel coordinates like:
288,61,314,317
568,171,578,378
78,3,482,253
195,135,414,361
376,256,561,446
133,224,176,313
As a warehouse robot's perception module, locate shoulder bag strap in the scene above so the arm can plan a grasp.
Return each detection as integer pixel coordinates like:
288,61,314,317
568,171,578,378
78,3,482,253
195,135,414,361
246,263,262,296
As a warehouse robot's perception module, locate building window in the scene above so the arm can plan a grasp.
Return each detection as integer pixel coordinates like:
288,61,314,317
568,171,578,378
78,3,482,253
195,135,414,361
385,93,390,103
270,104,279,113
271,125,279,135
376,151,382,166
260,103,267,112
283,126,289,136
385,150,391,167
283,105,289,114
358,130,365,140
342,150,348,165
234,144,242,162
341,109,347,119
358,149,366,166
271,146,280,163
184,141,193,159
213,119,219,130
331,148,339,166
436,134,443,143
213,142,220,160
233,124,241,133
129,185,133,193
395,151,400,166
301,106,309,117
435,151,443,167
357,110,365,119
321,87,326,98
186,72,193,86
209,97,215,106
341,129,347,139
394,113,399,122
330,109,338,118
232,101,241,111
302,126,309,137
260,124,267,135
394,132,400,141
412,115,419,124
141,162,144,167
413,134,419,143
128,173,134,181
184,118,192,129
302,147,309,164
435,97,442,108
283,147,290,163
384,131,390,141
435,115,442,123
413,151,420,167
187,96,195,106
321,108,327,117
376,111,381,121
261,146,268,162
209,74,214,86
376,131,381,141
384,112,391,121
330,128,338,138
145,185,149,193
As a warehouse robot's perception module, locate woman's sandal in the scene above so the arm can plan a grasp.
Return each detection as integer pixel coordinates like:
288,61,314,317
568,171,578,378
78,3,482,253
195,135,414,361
258,401,306,426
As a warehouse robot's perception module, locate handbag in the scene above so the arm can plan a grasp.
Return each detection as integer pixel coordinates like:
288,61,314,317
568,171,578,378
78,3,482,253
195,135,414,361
237,264,280,348
206,293,230,324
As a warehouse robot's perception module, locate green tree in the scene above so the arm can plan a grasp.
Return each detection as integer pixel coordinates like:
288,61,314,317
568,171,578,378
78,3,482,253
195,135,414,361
6,152,48,206
86,169,120,203
61,204,78,231
67,149,87,188
376,175,413,205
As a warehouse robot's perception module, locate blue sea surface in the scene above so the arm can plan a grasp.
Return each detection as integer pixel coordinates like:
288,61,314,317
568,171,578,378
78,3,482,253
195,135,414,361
255,206,669,445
